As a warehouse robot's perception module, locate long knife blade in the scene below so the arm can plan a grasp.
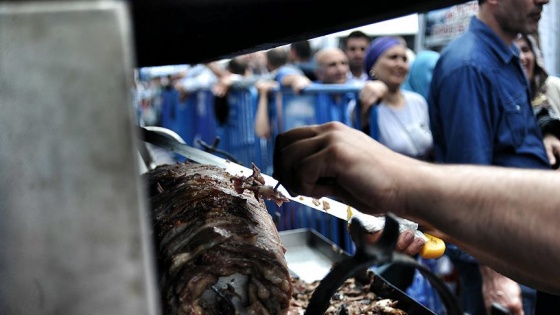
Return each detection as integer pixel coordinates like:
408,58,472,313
138,126,444,258
139,126,359,219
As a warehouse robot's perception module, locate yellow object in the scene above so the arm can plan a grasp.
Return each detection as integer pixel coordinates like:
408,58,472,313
346,206,353,223
346,206,353,231
347,205,445,259
420,233,446,259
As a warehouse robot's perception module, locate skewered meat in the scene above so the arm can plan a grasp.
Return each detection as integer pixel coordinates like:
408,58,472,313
144,162,292,315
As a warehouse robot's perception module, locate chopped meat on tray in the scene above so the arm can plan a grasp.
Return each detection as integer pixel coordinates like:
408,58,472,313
288,271,408,315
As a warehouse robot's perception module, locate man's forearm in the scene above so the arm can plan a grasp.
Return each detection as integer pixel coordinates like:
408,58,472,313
405,163,560,293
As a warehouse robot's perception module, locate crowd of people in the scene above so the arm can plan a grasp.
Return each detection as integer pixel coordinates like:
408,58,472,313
134,0,560,312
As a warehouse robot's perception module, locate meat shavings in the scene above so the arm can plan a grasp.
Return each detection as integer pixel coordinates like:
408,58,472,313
288,271,408,315
257,185,291,206
156,182,164,194
249,162,266,185
312,198,321,207
231,162,290,206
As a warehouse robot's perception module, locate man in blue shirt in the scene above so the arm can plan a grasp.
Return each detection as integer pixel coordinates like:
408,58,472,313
428,0,551,314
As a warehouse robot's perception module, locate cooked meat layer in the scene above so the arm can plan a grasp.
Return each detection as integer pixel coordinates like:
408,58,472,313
145,162,292,315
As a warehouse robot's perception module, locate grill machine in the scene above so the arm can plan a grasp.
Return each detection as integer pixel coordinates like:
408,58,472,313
0,1,468,314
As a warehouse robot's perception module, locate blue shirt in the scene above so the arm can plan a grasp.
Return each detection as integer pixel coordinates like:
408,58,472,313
275,64,305,84
429,16,549,170
315,91,357,126
315,79,364,126
429,17,550,265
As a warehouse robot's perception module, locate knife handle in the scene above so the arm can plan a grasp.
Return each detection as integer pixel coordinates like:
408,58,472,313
419,232,446,259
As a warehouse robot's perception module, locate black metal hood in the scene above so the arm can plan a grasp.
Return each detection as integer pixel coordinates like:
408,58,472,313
131,0,469,67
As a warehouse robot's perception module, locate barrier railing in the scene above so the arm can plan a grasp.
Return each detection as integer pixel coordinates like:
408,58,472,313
159,88,217,149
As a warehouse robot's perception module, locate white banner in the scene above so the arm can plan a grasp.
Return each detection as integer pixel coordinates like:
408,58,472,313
422,1,478,50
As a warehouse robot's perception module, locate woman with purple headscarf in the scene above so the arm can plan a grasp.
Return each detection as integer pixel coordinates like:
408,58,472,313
361,36,433,161
360,36,445,312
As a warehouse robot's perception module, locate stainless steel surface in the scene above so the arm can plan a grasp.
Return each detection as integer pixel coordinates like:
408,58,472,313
0,2,159,315
279,229,348,283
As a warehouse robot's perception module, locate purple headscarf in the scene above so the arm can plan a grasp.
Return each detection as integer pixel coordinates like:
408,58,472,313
364,36,402,80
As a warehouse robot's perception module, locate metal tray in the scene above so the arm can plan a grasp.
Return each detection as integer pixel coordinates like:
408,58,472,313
280,228,436,315
280,228,347,283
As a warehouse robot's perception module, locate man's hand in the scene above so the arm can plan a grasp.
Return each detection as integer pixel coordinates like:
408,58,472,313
212,74,233,98
282,74,312,94
359,80,388,109
480,266,524,315
542,133,560,169
273,122,417,216
255,80,278,94
358,81,388,129
364,229,425,256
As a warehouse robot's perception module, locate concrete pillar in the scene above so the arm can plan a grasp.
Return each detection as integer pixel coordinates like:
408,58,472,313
0,2,159,314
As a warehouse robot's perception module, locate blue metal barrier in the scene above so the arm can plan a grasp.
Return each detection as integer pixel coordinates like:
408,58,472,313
160,88,178,131
160,89,218,148
158,89,218,161
174,93,195,146
192,90,218,147
274,83,363,133
219,87,270,171
279,92,316,131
